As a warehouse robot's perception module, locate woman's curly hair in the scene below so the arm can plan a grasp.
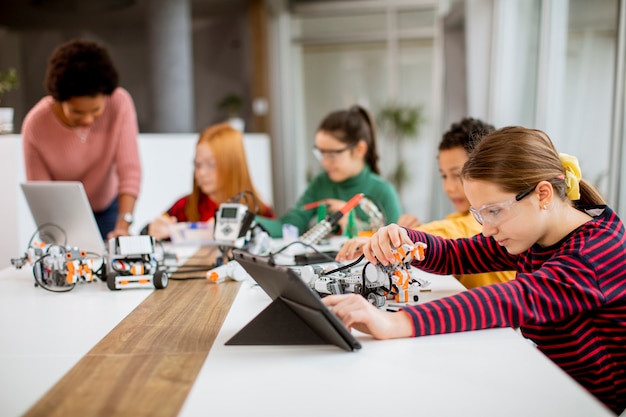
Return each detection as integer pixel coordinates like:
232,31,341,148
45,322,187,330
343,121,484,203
45,39,119,102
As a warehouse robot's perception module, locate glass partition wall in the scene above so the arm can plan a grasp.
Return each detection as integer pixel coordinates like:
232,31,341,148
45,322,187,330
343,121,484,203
467,0,622,209
536,0,620,206
270,0,625,220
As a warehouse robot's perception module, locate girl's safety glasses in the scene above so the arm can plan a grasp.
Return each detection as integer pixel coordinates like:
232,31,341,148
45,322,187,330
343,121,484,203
469,185,536,226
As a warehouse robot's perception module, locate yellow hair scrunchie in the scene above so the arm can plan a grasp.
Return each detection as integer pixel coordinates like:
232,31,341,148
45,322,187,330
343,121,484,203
558,153,581,200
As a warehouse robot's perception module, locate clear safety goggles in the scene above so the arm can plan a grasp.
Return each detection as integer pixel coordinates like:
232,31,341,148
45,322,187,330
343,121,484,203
469,185,536,226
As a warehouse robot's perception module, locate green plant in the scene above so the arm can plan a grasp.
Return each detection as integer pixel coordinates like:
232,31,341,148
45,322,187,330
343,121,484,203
217,93,243,117
377,103,422,142
0,68,19,105
376,102,424,192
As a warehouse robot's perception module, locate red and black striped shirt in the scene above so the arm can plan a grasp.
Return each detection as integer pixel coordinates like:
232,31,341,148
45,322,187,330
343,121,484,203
404,205,626,414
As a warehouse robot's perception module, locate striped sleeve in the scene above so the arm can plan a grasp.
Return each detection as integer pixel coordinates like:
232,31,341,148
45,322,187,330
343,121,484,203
403,206,626,414
405,228,519,275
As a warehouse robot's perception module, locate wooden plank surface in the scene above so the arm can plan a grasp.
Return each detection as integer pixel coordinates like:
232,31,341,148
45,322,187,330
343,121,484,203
24,247,240,417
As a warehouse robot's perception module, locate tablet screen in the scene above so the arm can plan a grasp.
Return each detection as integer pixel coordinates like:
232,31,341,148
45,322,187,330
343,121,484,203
228,249,362,352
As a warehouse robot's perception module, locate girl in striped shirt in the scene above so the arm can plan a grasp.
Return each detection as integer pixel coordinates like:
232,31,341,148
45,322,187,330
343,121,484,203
323,127,626,414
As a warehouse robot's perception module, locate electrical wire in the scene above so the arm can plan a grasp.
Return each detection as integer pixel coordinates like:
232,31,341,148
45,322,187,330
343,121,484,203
321,254,365,276
31,253,76,293
268,241,338,266
28,222,67,247
168,274,208,281
165,266,216,274
227,190,259,214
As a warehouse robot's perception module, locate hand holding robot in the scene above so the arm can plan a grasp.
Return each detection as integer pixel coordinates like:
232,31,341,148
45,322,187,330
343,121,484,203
299,242,429,307
360,224,418,267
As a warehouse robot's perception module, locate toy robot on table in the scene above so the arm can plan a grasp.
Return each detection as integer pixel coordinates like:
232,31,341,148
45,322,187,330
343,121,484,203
12,226,168,292
105,235,168,291
12,239,99,292
213,190,272,256
298,243,430,308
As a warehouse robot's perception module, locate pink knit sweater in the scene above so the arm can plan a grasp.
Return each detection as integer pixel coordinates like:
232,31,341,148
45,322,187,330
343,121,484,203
22,88,142,212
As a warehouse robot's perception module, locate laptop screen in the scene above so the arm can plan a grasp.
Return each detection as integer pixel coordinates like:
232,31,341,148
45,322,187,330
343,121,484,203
20,181,107,255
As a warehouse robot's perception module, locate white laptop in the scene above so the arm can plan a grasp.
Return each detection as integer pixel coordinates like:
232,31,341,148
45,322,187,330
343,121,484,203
20,181,107,255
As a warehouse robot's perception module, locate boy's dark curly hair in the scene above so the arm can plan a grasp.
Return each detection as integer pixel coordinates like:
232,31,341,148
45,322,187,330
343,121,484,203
44,39,119,102
439,117,495,155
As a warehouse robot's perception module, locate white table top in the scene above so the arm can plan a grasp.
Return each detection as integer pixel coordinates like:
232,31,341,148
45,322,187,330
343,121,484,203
0,267,152,417
0,243,210,416
179,270,613,417
0,254,614,417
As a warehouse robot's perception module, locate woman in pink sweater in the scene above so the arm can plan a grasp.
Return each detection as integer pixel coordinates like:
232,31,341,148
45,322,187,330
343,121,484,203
22,39,141,239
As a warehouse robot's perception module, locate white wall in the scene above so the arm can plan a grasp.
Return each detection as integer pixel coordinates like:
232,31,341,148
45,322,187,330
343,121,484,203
134,133,274,233
0,133,273,268
0,136,31,269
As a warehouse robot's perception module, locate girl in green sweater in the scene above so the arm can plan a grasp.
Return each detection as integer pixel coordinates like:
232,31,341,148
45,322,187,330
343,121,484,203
256,105,402,237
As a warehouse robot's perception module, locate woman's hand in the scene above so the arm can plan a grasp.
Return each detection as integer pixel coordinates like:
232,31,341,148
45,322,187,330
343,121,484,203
148,214,177,241
322,294,413,339
107,225,130,239
362,224,413,266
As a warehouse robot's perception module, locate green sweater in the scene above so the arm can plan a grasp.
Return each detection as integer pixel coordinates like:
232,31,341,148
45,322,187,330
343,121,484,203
256,166,402,237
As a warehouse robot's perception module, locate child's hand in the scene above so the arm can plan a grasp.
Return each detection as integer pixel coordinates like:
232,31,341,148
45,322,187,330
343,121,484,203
336,236,370,261
397,214,422,229
324,198,346,214
148,214,177,240
321,198,348,232
322,293,413,339
362,224,413,266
